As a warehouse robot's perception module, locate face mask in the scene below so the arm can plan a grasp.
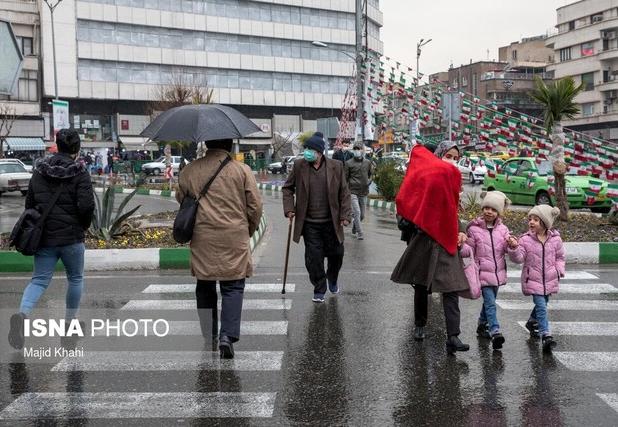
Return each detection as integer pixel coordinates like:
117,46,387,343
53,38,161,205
353,150,363,159
443,158,457,166
303,149,317,163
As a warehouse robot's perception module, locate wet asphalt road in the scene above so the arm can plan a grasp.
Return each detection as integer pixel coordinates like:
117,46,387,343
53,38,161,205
0,190,616,425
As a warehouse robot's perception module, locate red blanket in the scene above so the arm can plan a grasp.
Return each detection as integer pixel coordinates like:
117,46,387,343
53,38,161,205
396,145,461,255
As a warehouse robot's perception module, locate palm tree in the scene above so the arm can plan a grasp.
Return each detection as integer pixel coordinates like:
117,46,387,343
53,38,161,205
531,77,584,221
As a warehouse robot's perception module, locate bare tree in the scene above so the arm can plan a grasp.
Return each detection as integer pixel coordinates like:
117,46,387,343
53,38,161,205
272,131,299,160
0,104,17,159
147,71,215,160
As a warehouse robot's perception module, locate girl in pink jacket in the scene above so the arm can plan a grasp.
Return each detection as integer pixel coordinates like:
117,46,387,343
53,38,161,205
509,205,565,353
465,191,518,350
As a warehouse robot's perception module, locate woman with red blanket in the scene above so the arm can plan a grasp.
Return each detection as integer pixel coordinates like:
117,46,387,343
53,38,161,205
391,141,470,355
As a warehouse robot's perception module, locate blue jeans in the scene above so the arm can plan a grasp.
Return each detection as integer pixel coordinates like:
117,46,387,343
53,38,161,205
19,243,85,319
196,279,245,342
478,286,500,335
530,295,550,337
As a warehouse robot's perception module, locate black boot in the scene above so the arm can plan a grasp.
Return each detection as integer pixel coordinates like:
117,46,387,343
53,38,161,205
525,319,540,338
413,326,426,341
542,335,556,353
219,335,234,359
8,313,26,350
446,335,470,355
491,332,505,350
476,323,490,339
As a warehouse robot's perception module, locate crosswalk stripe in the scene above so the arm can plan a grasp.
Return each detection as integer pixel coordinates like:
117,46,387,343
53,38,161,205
51,351,284,372
142,283,295,293
497,300,618,311
507,271,597,279
0,392,276,419
91,321,288,336
554,352,618,371
121,299,292,311
517,321,618,336
597,394,618,414
501,283,617,294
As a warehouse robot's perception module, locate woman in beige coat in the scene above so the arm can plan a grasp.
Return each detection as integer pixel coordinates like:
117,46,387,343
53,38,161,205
176,139,262,358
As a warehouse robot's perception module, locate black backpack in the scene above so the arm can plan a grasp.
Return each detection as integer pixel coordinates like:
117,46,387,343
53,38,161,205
9,184,64,256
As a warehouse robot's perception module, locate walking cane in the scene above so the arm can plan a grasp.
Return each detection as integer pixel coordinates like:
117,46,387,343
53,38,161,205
282,217,293,295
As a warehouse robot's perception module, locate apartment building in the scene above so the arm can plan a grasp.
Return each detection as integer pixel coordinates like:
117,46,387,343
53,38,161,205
546,0,618,140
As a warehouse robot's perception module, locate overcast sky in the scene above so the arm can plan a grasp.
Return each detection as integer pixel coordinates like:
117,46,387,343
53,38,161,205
380,0,570,78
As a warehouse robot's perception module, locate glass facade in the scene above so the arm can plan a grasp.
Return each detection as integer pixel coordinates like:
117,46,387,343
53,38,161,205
77,20,356,62
78,59,350,94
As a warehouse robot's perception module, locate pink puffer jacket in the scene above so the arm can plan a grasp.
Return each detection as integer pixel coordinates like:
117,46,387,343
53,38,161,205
466,217,511,287
508,230,566,296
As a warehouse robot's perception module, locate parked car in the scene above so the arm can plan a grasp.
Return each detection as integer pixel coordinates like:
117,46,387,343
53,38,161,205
141,156,182,175
483,157,612,213
267,156,295,174
458,156,487,184
1,158,33,172
0,161,32,196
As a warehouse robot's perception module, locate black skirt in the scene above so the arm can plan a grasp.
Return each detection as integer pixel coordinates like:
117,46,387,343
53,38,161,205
390,229,468,294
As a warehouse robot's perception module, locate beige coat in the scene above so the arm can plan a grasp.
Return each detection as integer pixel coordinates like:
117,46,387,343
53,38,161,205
176,149,263,281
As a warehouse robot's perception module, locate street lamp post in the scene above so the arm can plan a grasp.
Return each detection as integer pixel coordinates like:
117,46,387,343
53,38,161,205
416,38,432,87
43,0,62,100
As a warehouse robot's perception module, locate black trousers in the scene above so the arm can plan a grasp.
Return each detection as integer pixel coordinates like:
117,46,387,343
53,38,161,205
302,221,344,295
196,279,245,342
413,285,461,337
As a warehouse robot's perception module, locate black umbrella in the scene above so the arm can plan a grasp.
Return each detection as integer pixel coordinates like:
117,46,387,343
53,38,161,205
140,104,261,143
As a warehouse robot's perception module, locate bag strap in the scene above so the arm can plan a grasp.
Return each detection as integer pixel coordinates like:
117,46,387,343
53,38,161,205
198,156,231,199
39,183,64,223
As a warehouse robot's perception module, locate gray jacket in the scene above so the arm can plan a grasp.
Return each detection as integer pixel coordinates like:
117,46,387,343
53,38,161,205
344,157,372,196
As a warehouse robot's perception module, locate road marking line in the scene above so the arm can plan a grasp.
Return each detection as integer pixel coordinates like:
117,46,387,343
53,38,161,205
143,283,295,293
90,321,288,336
507,271,597,279
502,283,617,294
51,351,284,372
517,321,618,336
0,392,276,419
497,300,618,310
121,299,292,311
597,394,618,414
554,352,618,371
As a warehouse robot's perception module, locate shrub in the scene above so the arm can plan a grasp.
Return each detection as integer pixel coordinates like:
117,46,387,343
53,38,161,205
90,187,141,241
373,161,404,201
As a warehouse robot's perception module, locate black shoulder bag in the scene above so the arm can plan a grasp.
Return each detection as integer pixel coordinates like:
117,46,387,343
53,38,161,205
9,184,64,256
173,156,231,244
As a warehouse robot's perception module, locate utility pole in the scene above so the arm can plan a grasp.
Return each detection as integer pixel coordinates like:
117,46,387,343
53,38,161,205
355,0,364,143
43,0,62,99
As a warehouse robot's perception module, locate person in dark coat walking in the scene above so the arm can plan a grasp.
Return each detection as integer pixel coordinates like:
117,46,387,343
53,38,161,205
391,141,470,355
283,133,352,302
8,129,95,350
345,142,373,240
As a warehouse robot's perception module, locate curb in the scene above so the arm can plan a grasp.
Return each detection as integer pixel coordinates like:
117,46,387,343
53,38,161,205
0,215,268,273
257,183,396,212
255,183,618,264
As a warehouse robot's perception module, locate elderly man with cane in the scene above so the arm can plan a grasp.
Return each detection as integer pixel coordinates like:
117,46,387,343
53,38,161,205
282,132,352,302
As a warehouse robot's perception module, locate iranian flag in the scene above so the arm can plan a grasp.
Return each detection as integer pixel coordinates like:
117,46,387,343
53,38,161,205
584,190,597,205
486,162,496,178
588,180,604,194
607,183,618,199
508,120,517,131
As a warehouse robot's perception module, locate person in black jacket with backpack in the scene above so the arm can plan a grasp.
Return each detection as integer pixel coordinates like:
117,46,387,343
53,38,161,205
8,129,95,350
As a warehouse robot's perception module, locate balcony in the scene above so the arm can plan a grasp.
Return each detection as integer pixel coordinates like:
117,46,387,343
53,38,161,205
480,71,552,81
597,79,618,92
599,47,618,61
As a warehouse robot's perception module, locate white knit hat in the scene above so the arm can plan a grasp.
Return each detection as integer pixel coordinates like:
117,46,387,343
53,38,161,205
528,205,561,229
481,191,511,215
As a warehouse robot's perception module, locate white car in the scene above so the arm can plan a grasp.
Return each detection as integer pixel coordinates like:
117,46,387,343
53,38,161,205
142,156,182,175
0,161,32,196
0,158,33,172
458,157,487,184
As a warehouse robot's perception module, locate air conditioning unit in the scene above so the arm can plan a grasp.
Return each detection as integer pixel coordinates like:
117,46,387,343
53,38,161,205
593,15,604,23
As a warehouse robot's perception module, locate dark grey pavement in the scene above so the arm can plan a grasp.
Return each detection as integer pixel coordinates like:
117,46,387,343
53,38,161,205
0,190,617,425
0,191,178,233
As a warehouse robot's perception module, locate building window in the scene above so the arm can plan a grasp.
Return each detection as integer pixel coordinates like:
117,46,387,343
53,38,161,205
581,103,594,116
461,76,467,87
581,72,594,91
581,42,595,57
512,50,517,60
559,47,571,61
569,20,575,30
15,36,33,56
591,13,603,24
17,70,38,101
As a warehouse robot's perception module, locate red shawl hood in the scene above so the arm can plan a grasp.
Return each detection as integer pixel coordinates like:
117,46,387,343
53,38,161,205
396,145,462,255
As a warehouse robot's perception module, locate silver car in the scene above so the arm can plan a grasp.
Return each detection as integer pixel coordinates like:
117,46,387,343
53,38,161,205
0,161,32,196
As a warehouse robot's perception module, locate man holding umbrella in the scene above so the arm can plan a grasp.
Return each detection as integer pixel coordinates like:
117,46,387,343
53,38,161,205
282,132,352,302
142,105,263,359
